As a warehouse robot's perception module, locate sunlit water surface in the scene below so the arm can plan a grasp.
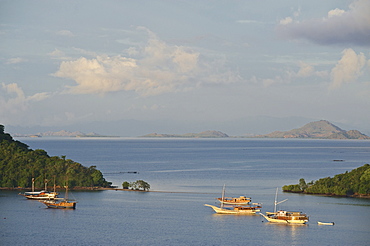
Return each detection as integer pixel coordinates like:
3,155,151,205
1,138,369,245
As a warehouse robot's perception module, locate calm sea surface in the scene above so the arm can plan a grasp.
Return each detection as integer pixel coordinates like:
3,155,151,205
1,138,370,245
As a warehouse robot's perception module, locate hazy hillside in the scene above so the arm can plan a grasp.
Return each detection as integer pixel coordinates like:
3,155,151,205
142,130,229,138
256,120,370,139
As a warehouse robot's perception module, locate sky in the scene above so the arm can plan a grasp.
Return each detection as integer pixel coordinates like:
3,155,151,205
1,0,370,136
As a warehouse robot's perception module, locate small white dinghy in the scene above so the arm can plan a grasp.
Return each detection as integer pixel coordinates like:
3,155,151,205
318,221,335,225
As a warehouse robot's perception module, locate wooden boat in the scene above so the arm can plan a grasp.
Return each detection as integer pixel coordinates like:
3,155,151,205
206,185,262,214
19,178,59,200
259,188,309,224
204,204,261,214
216,184,252,205
318,221,334,225
40,186,77,209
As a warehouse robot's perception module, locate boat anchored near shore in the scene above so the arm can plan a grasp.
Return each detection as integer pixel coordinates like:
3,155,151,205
40,186,77,209
259,188,309,224
205,185,262,215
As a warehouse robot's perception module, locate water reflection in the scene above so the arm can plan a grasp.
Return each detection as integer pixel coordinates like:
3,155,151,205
262,223,308,245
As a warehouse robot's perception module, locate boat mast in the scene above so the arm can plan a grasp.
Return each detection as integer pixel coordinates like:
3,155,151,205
221,184,226,208
53,176,56,193
274,187,288,213
32,178,35,192
44,179,48,191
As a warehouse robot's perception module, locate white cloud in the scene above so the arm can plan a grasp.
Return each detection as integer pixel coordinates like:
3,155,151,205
330,48,366,89
6,57,27,64
54,29,239,96
296,62,314,77
56,30,74,37
0,83,49,120
327,8,345,18
279,17,293,25
277,0,370,46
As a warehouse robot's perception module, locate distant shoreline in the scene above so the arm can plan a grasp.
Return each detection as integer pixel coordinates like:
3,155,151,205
283,190,370,199
0,187,216,194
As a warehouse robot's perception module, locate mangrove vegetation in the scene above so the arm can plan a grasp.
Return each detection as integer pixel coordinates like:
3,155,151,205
283,164,370,197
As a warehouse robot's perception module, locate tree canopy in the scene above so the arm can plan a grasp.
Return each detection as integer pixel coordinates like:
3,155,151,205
282,164,370,197
0,125,111,188
123,180,150,191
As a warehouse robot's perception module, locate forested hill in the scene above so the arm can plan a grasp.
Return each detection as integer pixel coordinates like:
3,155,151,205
0,125,111,189
282,164,370,198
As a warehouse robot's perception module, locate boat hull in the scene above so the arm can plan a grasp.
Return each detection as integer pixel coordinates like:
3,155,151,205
259,213,308,224
19,191,59,200
41,200,76,209
205,204,260,215
318,222,334,225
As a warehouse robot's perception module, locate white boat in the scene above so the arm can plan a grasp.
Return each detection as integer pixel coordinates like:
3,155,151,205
204,204,261,214
318,221,334,225
205,185,262,214
259,188,309,224
19,178,59,200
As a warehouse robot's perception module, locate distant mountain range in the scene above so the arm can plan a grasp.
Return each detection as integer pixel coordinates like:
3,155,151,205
255,120,370,139
142,130,229,138
13,130,109,138
142,120,370,139
11,120,370,140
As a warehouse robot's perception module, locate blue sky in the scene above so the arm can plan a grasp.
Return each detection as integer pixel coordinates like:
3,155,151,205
1,0,370,136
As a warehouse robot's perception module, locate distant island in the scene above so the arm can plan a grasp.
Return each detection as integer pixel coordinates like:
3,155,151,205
141,130,229,138
9,120,370,140
255,120,370,139
282,164,370,198
13,130,118,138
141,120,369,139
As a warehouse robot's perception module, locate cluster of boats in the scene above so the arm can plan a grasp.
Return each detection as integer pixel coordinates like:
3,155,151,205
205,186,310,224
19,178,77,209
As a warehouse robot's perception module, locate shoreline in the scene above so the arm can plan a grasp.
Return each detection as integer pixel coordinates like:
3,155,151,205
0,187,217,195
283,190,370,199
2,187,368,197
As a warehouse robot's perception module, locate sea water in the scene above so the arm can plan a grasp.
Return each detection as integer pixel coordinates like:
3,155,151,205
1,138,369,245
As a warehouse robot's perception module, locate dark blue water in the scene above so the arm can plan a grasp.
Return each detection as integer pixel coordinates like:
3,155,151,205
1,138,370,245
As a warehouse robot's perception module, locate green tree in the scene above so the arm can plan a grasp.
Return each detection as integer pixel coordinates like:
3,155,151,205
136,180,150,191
299,178,308,191
122,181,130,189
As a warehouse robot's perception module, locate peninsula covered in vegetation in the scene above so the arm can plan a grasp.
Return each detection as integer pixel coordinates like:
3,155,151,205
0,125,111,189
282,164,370,198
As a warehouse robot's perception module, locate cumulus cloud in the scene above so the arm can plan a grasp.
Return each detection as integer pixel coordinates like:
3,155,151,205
54,29,238,96
56,30,74,37
0,83,49,118
6,57,27,64
330,48,366,89
277,0,370,46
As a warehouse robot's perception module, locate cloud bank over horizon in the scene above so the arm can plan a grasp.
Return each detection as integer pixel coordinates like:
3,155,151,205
277,0,370,46
1,0,369,134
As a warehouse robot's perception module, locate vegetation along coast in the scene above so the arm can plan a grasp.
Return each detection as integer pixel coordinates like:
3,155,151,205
1,124,369,198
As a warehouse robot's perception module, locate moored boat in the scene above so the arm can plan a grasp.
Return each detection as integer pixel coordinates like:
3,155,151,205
216,184,252,205
40,186,77,209
19,178,59,200
260,210,309,224
217,195,252,205
206,185,262,215
204,204,261,214
20,190,59,200
259,188,309,224
318,221,334,225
